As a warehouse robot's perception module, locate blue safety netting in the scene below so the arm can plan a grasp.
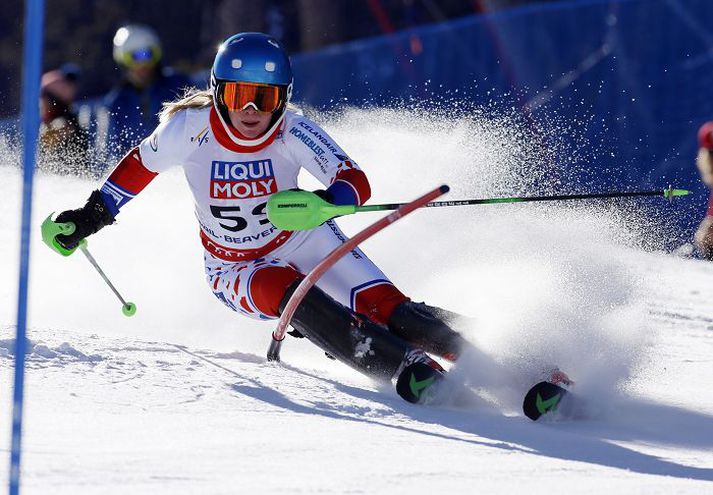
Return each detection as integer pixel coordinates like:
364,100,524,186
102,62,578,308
289,0,713,241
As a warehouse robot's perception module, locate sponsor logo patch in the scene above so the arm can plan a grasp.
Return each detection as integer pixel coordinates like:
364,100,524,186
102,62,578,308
289,127,325,157
293,121,340,155
210,159,276,199
190,126,210,147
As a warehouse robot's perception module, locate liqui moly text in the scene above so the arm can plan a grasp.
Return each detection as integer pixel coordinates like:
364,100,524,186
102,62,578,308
210,159,277,199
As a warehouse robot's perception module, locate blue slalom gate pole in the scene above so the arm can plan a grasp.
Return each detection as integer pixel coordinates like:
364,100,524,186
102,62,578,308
10,1,45,494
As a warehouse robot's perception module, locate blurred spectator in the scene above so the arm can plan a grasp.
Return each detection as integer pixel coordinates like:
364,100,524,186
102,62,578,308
38,65,91,175
695,122,713,260
98,23,192,164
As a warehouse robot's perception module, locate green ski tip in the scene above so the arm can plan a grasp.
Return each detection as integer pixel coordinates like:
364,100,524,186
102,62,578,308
122,302,137,317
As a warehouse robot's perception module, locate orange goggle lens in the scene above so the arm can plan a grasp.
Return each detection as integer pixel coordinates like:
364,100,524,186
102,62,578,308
220,82,283,113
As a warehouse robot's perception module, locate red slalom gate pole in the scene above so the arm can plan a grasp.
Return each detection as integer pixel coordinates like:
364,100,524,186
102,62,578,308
267,184,450,362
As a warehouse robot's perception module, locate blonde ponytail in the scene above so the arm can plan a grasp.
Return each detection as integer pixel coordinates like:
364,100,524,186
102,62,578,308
159,87,213,123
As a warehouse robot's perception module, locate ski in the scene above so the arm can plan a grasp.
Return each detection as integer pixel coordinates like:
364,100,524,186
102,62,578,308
522,380,572,421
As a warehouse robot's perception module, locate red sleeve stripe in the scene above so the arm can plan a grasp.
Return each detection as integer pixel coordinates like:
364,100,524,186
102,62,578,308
107,147,158,195
334,168,371,205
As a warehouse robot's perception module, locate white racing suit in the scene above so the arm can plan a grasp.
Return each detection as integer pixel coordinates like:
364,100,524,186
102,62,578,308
96,105,468,401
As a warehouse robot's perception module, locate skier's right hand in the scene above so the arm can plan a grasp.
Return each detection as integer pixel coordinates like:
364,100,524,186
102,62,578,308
55,190,115,250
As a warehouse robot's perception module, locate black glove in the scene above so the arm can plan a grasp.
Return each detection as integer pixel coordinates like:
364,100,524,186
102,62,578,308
286,187,333,203
312,189,334,203
55,190,115,250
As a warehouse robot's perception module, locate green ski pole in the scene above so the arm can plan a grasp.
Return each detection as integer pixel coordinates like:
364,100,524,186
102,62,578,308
267,186,691,231
41,215,137,316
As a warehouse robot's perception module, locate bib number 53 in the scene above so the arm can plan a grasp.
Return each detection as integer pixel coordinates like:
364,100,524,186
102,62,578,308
210,203,270,232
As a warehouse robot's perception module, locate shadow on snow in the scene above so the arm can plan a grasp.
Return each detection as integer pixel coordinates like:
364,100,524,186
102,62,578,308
178,345,713,482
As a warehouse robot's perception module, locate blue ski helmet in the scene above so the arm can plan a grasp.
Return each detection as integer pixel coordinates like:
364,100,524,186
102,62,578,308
212,32,292,87
211,33,293,145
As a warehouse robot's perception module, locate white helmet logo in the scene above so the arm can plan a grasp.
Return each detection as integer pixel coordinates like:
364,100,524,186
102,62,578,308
232,59,242,69
265,61,276,72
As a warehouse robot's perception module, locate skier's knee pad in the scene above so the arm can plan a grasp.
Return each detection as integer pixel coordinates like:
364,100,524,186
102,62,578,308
352,282,409,324
250,265,302,317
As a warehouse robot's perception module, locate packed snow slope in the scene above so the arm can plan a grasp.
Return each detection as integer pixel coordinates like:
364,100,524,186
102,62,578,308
1,107,713,494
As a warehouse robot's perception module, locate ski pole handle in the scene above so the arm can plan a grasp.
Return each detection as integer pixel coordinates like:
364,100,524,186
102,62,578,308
41,214,79,256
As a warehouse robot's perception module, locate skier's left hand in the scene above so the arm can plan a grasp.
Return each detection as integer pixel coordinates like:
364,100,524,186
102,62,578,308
286,188,333,204
312,189,334,204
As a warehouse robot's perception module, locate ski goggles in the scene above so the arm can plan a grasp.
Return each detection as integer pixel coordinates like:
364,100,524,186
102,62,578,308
218,81,285,113
118,46,162,68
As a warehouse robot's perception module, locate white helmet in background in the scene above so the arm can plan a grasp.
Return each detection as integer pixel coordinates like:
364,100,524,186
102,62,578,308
112,24,162,67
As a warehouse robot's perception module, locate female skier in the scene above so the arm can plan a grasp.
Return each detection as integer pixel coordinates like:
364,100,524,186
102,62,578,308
52,32,471,404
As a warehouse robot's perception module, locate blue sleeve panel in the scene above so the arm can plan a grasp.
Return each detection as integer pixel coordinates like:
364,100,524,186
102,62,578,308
99,180,138,217
99,189,121,217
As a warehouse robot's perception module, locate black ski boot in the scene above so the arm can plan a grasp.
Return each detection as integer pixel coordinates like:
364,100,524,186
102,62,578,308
387,301,470,362
280,282,444,402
